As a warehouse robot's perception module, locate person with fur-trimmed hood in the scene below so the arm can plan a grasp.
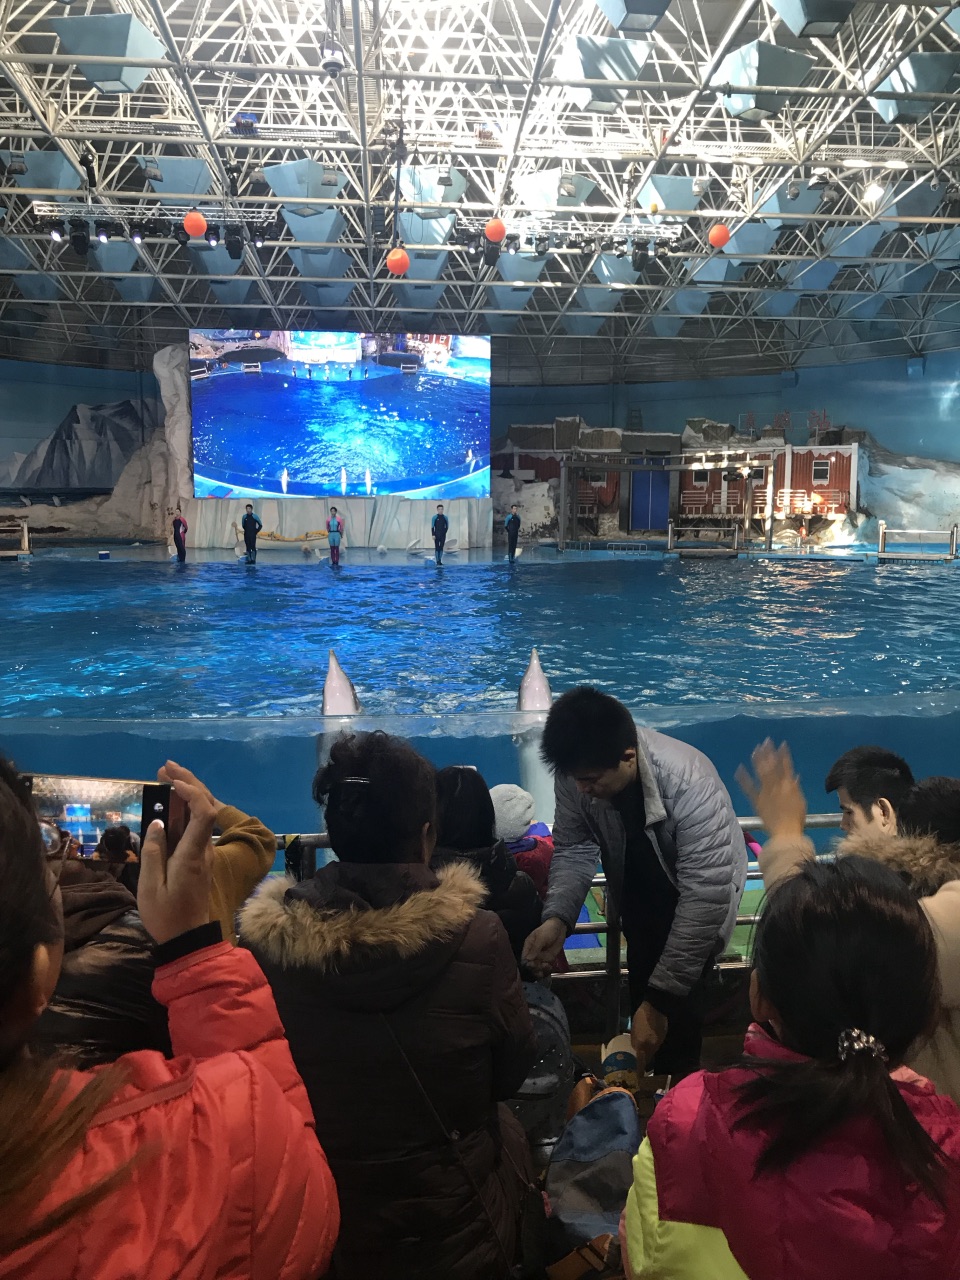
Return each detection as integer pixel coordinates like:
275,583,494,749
739,744,960,1108
240,730,536,1280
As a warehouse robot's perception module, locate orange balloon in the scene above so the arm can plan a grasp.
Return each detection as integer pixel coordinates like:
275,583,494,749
386,246,410,275
708,223,731,249
484,217,507,243
183,209,207,237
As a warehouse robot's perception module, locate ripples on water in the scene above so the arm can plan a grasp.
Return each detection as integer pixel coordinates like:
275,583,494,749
2,558,956,718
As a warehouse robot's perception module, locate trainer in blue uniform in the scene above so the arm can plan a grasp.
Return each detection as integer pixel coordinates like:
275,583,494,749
242,504,263,563
431,504,449,565
505,504,521,564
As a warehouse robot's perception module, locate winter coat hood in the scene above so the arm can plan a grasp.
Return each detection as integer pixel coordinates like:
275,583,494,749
839,830,960,897
240,860,488,1013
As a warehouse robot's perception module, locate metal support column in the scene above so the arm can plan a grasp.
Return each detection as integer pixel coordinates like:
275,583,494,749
878,520,887,554
764,468,775,552
951,524,958,559
666,519,675,551
558,459,567,553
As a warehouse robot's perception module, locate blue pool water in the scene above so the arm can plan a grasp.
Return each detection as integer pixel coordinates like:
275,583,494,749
4,550,960,831
4,554,958,719
191,361,489,497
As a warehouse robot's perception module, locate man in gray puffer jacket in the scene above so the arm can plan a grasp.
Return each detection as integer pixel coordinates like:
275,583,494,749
522,688,746,1078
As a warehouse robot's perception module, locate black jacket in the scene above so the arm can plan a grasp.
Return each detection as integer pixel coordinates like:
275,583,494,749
32,861,170,1067
241,860,536,1280
432,840,542,962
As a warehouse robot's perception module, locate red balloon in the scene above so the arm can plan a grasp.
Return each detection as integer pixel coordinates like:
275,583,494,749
484,217,507,244
386,246,410,275
183,209,207,238
708,223,731,249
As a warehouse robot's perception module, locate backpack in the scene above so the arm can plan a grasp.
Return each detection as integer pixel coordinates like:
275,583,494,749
542,1079,642,1280
509,983,576,1150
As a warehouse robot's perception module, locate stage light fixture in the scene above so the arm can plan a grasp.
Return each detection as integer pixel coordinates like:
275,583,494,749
251,227,265,248
505,235,519,255
5,155,26,176
534,234,550,256
931,172,942,191
205,224,221,246
692,177,707,197
96,222,110,244
467,235,480,256
225,224,244,260
69,218,90,257
648,239,659,261
631,241,649,271
863,180,885,205
49,219,65,242
786,181,800,200
173,224,190,246
231,111,259,136
482,236,501,266
80,151,97,189
142,158,162,183
129,223,145,244
559,175,577,198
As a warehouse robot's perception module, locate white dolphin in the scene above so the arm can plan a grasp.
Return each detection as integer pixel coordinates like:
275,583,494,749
365,468,372,495
322,649,362,715
281,467,289,494
517,647,553,711
340,467,347,496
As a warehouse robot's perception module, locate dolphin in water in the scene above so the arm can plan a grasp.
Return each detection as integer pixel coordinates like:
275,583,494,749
515,649,555,824
322,649,362,715
365,468,372,495
517,647,552,711
281,467,289,495
340,467,348,496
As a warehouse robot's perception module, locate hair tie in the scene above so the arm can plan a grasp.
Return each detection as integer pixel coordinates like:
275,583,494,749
837,1028,887,1064
342,777,370,785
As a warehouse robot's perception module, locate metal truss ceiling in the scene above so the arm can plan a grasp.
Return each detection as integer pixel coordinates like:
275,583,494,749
2,0,960,380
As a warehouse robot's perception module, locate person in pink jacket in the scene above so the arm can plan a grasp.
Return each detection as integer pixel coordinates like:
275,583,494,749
0,755,339,1277
623,848,960,1280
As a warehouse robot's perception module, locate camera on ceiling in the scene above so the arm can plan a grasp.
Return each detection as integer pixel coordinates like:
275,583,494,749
321,35,346,80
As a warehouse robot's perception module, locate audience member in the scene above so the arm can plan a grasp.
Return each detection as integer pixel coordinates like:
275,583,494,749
623,854,960,1280
490,783,555,900
0,755,338,1276
825,745,914,837
523,688,746,1077
93,823,140,896
434,766,542,960
157,760,276,944
899,776,960,846
31,859,169,1067
241,730,536,1280
741,742,960,1106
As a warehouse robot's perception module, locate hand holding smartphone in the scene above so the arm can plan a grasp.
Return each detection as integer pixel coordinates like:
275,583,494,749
140,783,190,851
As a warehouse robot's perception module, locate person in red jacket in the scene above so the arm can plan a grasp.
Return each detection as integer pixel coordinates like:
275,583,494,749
622,854,960,1280
0,755,338,1278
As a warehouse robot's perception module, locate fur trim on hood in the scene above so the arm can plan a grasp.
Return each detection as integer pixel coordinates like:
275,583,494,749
839,831,960,895
239,861,488,971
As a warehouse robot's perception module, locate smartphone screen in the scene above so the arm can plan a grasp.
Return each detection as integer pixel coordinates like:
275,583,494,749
21,773,187,852
140,783,189,849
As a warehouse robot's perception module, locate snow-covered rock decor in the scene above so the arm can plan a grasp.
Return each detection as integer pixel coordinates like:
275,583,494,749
856,433,960,533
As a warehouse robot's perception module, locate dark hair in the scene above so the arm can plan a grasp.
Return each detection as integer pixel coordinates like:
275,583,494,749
825,746,914,815
245,504,253,510
898,776,960,845
0,755,132,1248
436,767,496,851
330,506,337,513
437,504,443,509
313,731,436,864
96,824,132,863
736,856,949,1202
540,687,637,774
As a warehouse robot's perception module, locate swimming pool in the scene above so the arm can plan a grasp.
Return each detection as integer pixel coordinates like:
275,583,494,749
3,548,959,831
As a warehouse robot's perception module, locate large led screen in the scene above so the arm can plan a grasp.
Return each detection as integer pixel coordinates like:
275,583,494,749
189,329,491,499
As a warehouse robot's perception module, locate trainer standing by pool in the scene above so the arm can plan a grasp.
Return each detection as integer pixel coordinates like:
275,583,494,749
522,687,746,1079
242,503,262,564
172,507,188,563
432,504,449,566
505,504,521,564
326,506,343,567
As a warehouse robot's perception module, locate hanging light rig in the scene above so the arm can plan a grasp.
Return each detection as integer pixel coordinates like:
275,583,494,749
385,112,410,276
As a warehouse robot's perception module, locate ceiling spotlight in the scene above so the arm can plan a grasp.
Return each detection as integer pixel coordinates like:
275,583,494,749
319,34,347,79
224,224,244,260
631,242,649,272
251,227,265,248
931,173,942,192
142,158,162,183
648,238,659,261
863,180,885,205
173,224,190,246
786,181,800,201
80,150,97,188
505,235,519,255
534,234,549,256
566,235,582,250
884,158,909,171
482,236,501,266
467,235,480,256
69,218,90,257
205,224,221,247
5,155,26,177
95,222,110,244
692,177,707,198
129,223,145,244
49,219,65,242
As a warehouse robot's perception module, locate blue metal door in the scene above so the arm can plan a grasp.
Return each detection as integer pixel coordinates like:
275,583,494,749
630,467,670,530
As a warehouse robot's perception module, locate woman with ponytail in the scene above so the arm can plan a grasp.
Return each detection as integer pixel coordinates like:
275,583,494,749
622,854,960,1280
0,753,338,1278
